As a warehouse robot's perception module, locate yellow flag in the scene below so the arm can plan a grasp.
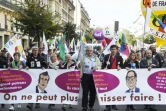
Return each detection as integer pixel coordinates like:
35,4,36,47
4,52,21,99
154,36,166,48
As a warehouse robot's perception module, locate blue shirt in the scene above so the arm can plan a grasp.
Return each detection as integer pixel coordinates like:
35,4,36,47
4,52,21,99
83,55,96,74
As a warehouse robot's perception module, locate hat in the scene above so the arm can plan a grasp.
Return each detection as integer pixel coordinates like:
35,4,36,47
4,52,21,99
31,46,38,50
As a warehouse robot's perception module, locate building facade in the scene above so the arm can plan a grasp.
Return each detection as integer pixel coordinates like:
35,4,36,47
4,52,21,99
73,0,90,33
0,0,28,49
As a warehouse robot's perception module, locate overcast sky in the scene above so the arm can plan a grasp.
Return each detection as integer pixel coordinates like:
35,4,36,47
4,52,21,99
79,0,142,29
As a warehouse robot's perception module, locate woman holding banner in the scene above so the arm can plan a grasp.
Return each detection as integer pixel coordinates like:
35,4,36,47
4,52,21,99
59,54,76,110
9,52,25,111
123,52,139,111
47,53,59,109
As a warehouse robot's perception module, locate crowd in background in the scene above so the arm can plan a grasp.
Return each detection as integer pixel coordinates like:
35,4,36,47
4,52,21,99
0,44,166,111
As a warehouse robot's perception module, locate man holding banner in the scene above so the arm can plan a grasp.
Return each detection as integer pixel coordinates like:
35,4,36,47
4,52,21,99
102,45,123,111
140,49,159,111
26,46,47,109
79,46,101,111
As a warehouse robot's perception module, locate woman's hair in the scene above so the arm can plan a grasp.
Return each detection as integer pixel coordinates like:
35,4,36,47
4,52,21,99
126,52,136,62
13,52,21,57
50,54,57,61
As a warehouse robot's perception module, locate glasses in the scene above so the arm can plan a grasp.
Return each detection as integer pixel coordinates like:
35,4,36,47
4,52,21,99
87,50,93,52
126,76,135,81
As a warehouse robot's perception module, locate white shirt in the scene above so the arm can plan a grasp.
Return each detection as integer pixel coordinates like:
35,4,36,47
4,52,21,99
83,55,96,74
38,86,44,93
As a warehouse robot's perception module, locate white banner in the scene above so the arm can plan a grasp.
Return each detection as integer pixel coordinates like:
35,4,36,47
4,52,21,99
4,34,26,62
0,69,80,104
93,69,166,105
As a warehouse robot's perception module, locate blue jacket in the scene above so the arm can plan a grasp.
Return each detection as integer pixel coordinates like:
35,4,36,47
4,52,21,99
126,87,140,93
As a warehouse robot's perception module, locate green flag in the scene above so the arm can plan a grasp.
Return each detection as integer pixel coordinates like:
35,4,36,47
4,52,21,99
59,34,66,61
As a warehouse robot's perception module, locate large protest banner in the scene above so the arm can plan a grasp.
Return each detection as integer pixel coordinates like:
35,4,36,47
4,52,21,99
93,69,166,105
0,69,80,104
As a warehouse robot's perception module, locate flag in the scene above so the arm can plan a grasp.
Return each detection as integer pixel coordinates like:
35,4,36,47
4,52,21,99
120,33,130,60
154,36,166,48
103,34,119,55
152,12,166,33
43,32,48,54
144,0,152,34
59,34,66,61
70,38,76,51
82,33,86,43
4,34,26,63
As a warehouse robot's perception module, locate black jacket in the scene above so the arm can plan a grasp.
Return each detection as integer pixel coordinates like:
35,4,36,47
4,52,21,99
140,57,159,68
153,53,164,68
102,54,123,69
0,56,7,68
59,60,76,69
26,54,47,69
123,60,140,69
36,86,47,93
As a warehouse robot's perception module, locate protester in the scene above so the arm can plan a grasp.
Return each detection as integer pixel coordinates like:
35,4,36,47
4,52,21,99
47,53,60,109
123,52,139,110
162,52,166,67
26,46,47,109
140,49,159,111
102,45,123,111
0,52,7,68
95,46,105,62
8,52,25,111
46,49,53,63
79,46,101,111
136,53,142,68
59,54,76,110
149,45,164,68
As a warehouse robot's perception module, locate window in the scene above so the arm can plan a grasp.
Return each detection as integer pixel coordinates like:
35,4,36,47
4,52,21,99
59,0,61,3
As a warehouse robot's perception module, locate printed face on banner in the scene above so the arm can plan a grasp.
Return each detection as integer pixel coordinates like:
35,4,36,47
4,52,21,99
126,70,139,93
38,72,50,93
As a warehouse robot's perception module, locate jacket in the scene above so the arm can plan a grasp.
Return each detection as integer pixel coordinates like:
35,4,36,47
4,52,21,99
102,54,123,69
154,53,164,68
26,54,47,69
140,57,159,68
123,60,140,69
59,60,76,69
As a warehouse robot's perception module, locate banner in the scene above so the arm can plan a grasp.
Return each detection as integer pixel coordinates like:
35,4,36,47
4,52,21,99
93,69,166,105
4,34,26,62
141,0,166,39
0,69,80,104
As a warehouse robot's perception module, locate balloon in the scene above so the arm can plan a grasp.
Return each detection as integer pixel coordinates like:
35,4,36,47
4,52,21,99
141,0,166,37
93,29,105,42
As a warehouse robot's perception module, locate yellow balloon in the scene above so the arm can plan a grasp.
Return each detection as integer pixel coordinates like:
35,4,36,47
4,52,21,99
141,0,166,37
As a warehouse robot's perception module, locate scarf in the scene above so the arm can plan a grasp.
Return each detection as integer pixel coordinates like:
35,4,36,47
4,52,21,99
49,60,59,69
11,60,20,68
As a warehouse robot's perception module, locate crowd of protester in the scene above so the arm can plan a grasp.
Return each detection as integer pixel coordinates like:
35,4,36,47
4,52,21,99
0,44,166,111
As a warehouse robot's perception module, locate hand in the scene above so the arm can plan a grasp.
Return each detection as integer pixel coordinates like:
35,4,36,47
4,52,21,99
26,66,29,70
92,67,97,72
148,67,152,71
126,67,130,70
78,64,81,69
42,67,45,70
150,64,156,67
8,67,10,70
117,67,121,71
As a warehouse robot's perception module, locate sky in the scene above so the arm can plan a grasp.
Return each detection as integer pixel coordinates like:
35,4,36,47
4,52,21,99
79,0,142,29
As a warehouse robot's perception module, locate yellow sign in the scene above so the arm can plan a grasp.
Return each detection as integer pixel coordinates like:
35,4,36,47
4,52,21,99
141,0,166,39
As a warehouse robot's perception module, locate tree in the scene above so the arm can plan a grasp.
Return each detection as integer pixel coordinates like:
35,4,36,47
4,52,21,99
121,29,137,46
63,22,79,43
85,28,95,43
137,34,156,44
12,0,62,47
